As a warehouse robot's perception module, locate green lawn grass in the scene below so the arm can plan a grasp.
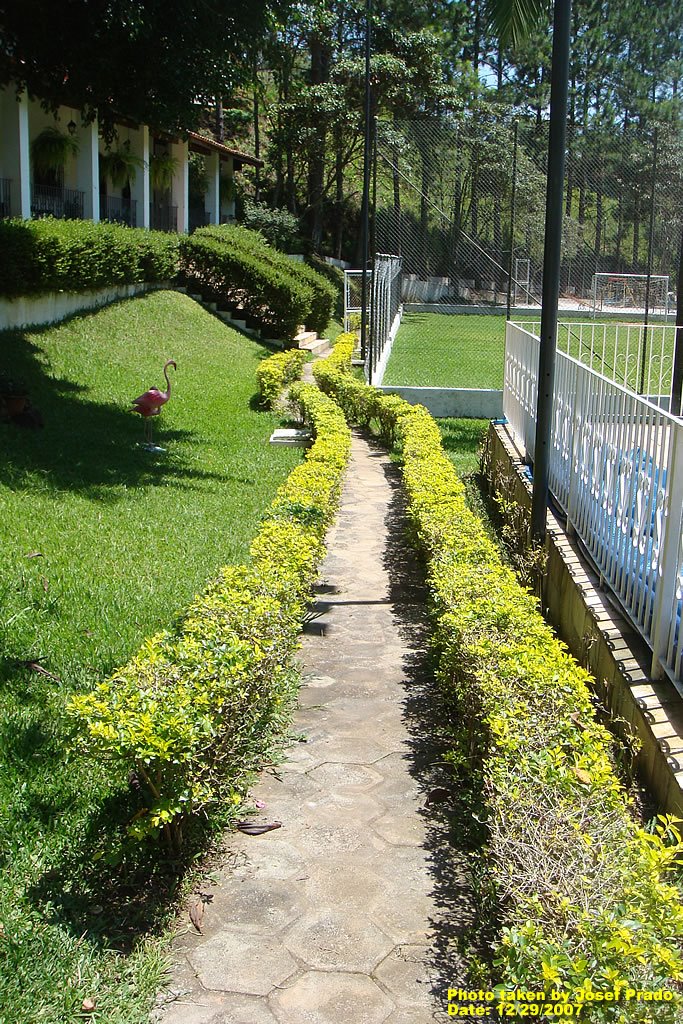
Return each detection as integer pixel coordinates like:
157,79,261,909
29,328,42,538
326,318,345,343
383,311,675,393
383,312,506,388
437,417,489,476
0,290,302,1023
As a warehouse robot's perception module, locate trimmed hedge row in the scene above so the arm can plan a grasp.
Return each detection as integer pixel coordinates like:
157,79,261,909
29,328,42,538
313,342,683,1019
68,383,350,852
179,233,312,340
256,348,307,407
195,225,336,335
0,218,179,297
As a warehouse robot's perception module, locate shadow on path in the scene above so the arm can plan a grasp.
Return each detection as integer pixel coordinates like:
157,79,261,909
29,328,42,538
374,435,495,998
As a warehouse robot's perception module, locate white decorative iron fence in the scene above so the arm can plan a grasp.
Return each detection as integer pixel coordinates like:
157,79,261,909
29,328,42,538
504,321,683,687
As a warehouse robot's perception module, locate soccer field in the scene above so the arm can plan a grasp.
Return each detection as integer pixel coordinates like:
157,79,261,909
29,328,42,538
382,312,506,388
382,311,675,393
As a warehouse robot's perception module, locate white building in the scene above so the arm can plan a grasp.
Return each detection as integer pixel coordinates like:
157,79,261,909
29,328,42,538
0,87,263,232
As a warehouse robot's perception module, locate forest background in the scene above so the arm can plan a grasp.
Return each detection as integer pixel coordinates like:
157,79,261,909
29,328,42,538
1,0,682,275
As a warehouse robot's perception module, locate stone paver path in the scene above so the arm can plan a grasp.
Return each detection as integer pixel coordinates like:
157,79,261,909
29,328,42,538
157,433,471,1024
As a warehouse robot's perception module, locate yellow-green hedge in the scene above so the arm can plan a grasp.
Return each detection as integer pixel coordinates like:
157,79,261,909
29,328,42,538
68,384,350,852
256,348,307,407
314,341,683,1020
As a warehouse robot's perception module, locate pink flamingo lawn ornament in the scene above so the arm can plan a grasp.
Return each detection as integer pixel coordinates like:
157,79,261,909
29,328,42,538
131,359,176,452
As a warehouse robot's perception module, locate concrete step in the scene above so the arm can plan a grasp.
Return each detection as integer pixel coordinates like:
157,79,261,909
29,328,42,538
294,330,317,346
217,312,261,338
299,337,330,355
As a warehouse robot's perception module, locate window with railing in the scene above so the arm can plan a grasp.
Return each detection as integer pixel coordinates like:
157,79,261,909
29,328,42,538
31,183,85,220
100,195,137,227
189,206,211,233
0,178,11,218
150,203,178,232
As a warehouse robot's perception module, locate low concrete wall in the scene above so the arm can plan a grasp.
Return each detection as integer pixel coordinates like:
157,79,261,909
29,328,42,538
0,281,170,331
488,422,683,816
378,385,503,420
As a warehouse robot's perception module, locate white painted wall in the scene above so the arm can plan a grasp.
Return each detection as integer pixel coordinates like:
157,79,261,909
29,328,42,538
378,385,503,420
0,282,170,331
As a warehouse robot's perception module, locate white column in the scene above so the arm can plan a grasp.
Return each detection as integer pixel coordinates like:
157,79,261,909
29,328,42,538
207,152,220,225
4,91,32,218
172,139,189,233
129,125,150,228
76,118,100,221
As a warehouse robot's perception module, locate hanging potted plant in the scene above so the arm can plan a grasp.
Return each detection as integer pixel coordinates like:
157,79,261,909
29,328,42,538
100,141,143,188
31,126,80,177
149,152,178,193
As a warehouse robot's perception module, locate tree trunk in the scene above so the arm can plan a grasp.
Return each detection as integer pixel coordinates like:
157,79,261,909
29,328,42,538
493,200,502,291
253,62,261,204
334,130,344,260
392,144,401,257
306,33,331,254
215,97,224,143
632,197,641,269
594,174,603,269
472,5,481,74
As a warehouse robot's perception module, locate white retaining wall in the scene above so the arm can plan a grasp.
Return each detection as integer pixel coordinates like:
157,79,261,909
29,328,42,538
377,385,503,420
0,282,171,331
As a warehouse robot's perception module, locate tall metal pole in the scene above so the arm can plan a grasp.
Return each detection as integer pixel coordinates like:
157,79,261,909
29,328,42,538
639,128,658,396
368,117,378,383
506,121,519,321
359,0,372,365
530,0,572,543
671,225,683,416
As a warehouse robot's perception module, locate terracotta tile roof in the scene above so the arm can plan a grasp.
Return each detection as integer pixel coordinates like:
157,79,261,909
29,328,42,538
187,131,263,167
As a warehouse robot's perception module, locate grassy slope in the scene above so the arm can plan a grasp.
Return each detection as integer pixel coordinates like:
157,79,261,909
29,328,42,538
0,291,301,1023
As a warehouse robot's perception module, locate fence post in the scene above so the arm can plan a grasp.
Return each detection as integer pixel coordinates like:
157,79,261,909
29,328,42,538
531,0,572,542
650,422,683,678
671,226,683,416
359,0,372,364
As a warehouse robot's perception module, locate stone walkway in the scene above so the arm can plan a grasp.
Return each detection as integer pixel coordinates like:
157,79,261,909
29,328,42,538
156,433,472,1024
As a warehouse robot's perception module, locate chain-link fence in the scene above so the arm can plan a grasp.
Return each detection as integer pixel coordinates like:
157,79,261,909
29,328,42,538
368,116,683,397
